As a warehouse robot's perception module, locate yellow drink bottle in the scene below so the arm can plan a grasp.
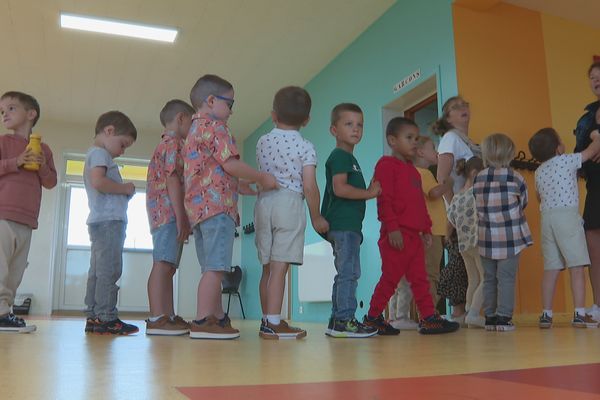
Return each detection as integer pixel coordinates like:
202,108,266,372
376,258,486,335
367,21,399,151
23,134,42,171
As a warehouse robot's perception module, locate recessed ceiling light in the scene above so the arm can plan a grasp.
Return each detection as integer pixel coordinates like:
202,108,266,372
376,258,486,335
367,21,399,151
60,13,178,43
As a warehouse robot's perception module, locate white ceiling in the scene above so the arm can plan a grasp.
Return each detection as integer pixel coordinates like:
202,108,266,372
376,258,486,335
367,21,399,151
0,0,394,139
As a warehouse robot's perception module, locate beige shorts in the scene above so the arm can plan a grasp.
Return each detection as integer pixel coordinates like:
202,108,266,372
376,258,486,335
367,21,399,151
254,189,306,265
541,207,590,270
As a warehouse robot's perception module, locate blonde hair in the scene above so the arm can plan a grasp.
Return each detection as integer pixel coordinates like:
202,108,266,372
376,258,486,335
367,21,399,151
481,133,515,168
416,135,432,148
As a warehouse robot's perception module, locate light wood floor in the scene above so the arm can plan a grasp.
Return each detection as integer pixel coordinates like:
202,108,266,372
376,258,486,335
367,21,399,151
2,317,600,399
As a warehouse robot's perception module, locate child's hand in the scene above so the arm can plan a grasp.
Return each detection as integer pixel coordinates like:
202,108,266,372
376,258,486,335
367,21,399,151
422,233,432,249
591,129,600,141
311,215,329,234
367,180,381,199
444,176,454,191
16,148,42,168
388,230,403,250
238,179,257,195
176,216,191,242
123,182,136,197
258,172,278,192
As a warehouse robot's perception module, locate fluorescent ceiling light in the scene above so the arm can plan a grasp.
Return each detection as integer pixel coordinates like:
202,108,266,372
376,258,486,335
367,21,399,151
60,13,178,43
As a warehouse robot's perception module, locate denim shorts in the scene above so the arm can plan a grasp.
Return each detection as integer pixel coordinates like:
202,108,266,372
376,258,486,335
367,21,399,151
193,213,235,273
152,222,183,267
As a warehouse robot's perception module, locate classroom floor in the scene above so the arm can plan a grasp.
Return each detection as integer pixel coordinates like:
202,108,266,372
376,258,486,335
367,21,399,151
2,317,600,399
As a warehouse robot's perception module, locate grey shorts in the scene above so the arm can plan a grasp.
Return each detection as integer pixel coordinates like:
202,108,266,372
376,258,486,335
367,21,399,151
541,207,590,270
193,213,235,273
151,222,183,267
254,189,306,265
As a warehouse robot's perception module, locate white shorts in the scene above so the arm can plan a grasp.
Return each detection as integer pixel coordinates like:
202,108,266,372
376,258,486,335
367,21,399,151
541,207,590,270
254,189,306,265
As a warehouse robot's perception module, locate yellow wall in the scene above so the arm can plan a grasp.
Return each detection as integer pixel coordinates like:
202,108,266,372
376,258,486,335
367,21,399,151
453,3,554,313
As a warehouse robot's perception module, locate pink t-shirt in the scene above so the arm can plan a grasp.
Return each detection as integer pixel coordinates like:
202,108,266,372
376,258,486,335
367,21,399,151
146,130,184,231
183,114,240,227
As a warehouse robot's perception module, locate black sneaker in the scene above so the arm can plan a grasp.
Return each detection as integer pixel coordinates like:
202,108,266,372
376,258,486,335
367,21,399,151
327,318,378,338
85,317,100,333
93,318,139,335
363,314,400,335
485,315,497,332
495,316,515,332
538,312,552,329
418,314,460,335
0,313,36,333
326,317,334,335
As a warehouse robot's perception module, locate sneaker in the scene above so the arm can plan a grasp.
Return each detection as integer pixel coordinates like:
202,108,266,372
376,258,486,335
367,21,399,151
217,314,239,334
485,315,497,331
587,304,600,321
146,315,189,336
326,318,378,338
259,319,307,340
190,316,240,339
418,314,460,334
495,316,515,332
0,313,36,333
451,314,466,326
572,312,599,328
326,317,334,335
362,314,400,335
93,318,139,335
389,317,419,330
172,315,191,330
465,314,485,328
85,317,100,333
538,312,553,329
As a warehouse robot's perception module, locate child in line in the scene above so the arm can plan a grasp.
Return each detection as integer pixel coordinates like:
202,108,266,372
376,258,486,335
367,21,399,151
390,136,452,330
184,74,277,340
145,100,195,335
83,111,138,335
447,157,485,328
529,127,600,328
0,91,56,333
473,133,532,332
363,117,459,335
255,86,328,340
321,103,379,338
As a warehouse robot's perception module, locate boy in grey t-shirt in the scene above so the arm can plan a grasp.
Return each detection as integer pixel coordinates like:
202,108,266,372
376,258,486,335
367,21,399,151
83,111,138,335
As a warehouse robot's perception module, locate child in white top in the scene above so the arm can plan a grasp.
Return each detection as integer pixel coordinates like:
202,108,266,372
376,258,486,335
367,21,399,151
529,127,600,328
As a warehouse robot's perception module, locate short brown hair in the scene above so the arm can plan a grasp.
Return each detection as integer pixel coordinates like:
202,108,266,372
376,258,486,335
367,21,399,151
190,74,233,110
331,103,362,125
1,91,40,126
386,117,417,137
160,99,195,127
431,96,465,136
273,86,311,127
456,156,484,177
589,61,600,76
95,111,137,140
528,128,560,162
481,133,515,168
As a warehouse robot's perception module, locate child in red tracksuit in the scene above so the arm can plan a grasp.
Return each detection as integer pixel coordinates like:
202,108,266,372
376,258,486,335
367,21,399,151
363,117,460,335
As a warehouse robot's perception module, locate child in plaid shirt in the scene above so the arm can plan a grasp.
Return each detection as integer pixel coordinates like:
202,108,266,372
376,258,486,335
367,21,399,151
473,133,532,332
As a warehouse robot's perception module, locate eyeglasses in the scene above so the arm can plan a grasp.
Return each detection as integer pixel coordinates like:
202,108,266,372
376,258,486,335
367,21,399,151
449,101,469,110
212,94,235,110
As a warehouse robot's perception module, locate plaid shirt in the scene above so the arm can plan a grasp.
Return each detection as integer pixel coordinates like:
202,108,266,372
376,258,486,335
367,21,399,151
473,167,533,260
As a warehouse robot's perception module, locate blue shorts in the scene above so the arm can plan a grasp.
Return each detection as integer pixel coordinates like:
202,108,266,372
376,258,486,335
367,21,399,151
193,213,235,273
152,222,183,267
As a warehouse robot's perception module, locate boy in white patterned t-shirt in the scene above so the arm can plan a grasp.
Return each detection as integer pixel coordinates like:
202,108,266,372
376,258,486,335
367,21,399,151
254,86,329,339
529,127,600,329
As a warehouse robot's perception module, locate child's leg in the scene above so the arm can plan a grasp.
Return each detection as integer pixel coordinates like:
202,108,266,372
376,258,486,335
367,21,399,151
265,261,289,316
404,234,435,319
259,264,270,318
462,248,480,312
541,270,561,310
468,252,485,317
147,261,176,317
329,231,361,321
392,279,413,320
424,235,443,305
496,254,521,318
84,225,98,318
480,257,498,317
0,221,32,316
92,221,126,322
196,270,225,320
569,266,586,309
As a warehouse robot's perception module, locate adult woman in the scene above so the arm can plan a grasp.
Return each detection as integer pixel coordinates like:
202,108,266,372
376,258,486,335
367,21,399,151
433,96,481,323
574,61,600,320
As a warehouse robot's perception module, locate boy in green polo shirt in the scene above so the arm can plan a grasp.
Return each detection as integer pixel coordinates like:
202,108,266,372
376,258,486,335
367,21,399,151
321,103,380,338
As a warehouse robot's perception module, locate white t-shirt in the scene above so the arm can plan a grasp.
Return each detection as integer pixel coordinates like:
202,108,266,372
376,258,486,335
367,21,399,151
535,153,581,211
437,129,474,194
256,128,317,193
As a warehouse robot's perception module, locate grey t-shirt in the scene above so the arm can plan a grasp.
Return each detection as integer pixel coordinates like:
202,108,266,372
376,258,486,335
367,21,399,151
84,146,129,224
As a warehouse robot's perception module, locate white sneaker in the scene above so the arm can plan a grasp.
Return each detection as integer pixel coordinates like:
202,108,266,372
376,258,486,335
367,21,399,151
587,304,600,321
451,314,466,326
465,314,485,328
389,317,418,330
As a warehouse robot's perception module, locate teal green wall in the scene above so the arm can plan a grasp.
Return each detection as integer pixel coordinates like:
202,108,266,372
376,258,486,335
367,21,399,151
240,0,457,323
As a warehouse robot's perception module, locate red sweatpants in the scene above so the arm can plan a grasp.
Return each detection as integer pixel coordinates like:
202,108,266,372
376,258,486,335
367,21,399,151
368,228,435,319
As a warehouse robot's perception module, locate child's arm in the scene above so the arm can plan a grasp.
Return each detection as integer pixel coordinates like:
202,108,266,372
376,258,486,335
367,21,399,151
166,174,190,242
375,161,404,250
437,153,455,202
222,158,277,191
302,165,329,234
332,173,380,200
427,176,454,200
581,131,600,162
90,166,135,196
37,145,58,189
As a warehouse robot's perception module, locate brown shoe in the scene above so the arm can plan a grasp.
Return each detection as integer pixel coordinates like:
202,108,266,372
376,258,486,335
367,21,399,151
259,319,307,340
190,316,240,340
171,315,191,331
572,313,599,328
146,315,189,336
